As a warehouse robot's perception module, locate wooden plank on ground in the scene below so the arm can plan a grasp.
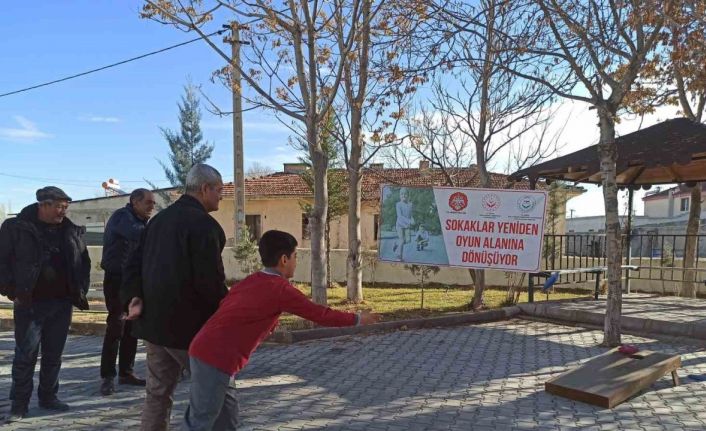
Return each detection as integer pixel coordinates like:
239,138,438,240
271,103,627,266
545,349,681,408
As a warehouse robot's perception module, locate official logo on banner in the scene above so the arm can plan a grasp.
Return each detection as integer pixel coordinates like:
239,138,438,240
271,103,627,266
448,192,468,211
481,193,501,212
378,185,548,272
517,195,537,213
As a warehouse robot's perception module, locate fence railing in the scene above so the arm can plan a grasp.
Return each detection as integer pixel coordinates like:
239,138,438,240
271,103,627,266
543,233,706,286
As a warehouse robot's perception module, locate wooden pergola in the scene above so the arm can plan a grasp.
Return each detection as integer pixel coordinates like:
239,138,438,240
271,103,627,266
510,117,706,294
509,117,706,189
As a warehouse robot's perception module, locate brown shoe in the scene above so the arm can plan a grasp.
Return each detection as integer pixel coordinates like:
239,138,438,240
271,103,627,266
118,373,146,387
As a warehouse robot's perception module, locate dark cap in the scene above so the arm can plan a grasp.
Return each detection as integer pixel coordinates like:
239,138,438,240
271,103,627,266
36,186,72,202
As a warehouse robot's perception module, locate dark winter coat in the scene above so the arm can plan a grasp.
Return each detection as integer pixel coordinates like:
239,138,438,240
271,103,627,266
0,204,91,310
122,194,227,350
101,204,148,274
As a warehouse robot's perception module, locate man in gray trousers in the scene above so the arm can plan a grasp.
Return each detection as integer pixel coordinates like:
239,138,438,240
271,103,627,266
122,164,228,431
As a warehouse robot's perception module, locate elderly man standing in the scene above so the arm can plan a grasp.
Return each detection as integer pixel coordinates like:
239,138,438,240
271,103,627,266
99,188,156,395
0,187,91,422
123,164,228,431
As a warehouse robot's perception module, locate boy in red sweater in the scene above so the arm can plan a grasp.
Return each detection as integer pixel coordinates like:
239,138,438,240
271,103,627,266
184,230,380,430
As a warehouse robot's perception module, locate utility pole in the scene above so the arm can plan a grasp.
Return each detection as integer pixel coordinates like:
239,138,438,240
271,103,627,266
569,208,575,219
227,22,246,244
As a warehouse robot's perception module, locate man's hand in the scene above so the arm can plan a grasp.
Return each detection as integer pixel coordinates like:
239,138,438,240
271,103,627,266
359,310,382,325
123,297,143,321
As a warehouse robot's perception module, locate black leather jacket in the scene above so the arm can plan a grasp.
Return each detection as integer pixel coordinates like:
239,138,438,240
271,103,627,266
0,204,91,310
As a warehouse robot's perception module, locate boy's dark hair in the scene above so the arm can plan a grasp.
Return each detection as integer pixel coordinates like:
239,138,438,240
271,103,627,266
259,230,298,267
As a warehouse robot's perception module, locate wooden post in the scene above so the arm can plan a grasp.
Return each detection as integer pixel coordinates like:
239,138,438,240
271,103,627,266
594,273,601,300
229,22,245,244
625,187,634,294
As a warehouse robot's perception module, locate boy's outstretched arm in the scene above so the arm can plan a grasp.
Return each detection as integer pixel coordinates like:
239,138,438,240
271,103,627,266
280,283,381,327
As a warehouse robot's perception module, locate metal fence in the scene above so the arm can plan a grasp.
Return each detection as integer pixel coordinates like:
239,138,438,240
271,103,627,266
544,233,706,285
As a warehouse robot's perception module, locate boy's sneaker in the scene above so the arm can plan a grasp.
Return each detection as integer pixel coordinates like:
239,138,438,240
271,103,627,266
38,398,70,412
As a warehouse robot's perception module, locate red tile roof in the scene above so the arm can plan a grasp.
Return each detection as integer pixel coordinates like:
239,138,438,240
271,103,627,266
227,166,549,201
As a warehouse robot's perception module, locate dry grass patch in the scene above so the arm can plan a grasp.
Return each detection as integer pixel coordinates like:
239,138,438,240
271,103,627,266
0,286,587,331
277,284,586,330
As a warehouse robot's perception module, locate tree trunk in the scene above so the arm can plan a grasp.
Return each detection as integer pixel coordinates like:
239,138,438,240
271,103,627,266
346,162,364,302
309,129,329,305
469,0,495,311
344,0,369,304
470,157,491,309
683,183,702,298
326,216,331,289
470,268,486,310
598,111,622,347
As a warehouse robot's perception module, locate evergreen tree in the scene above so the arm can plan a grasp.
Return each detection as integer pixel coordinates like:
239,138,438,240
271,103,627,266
160,84,214,189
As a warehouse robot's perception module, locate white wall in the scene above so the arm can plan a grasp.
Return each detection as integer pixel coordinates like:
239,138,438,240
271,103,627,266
644,198,670,218
86,246,705,295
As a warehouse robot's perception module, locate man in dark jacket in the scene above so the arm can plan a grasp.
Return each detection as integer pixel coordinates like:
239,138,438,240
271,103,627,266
99,188,155,395
122,164,227,431
0,186,90,422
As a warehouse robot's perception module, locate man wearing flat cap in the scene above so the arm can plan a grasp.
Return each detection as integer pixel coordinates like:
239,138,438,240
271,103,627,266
0,186,91,422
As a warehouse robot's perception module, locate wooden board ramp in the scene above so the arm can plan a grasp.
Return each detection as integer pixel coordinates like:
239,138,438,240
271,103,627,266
545,349,681,408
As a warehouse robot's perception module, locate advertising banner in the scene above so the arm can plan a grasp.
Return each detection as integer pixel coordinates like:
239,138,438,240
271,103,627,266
377,185,548,272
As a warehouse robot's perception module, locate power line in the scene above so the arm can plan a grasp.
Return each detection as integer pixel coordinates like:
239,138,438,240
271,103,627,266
0,173,102,189
0,172,167,185
0,29,227,99
0,172,235,185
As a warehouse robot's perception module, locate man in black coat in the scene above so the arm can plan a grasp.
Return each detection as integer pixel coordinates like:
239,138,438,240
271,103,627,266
99,188,155,395
122,164,227,431
0,186,91,422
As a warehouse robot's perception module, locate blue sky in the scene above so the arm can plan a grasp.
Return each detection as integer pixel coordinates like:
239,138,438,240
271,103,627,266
0,0,294,212
0,1,681,217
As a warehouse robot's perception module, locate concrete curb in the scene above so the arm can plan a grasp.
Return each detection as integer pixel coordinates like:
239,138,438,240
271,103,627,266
266,306,522,343
1,306,523,343
0,318,107,337
518,301,706,341
7,297,704,344
517,314,706,347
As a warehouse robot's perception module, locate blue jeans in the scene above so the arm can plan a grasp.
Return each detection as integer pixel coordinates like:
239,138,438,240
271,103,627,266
10,298,72,409
183,357,238,431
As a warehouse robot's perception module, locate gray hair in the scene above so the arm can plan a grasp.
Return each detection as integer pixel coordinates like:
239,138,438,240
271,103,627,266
185,164,223,194
129,188,152,204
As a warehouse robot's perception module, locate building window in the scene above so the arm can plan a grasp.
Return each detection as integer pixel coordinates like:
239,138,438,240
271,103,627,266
680,198,689,212
302,214,311,240
373,214,380,241
245,215,262,241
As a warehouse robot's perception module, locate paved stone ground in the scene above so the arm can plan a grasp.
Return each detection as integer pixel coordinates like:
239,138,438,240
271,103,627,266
2,319,706,430
543,294,706,324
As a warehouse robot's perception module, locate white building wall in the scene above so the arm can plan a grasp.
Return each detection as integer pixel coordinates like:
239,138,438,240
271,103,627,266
644,198,670,218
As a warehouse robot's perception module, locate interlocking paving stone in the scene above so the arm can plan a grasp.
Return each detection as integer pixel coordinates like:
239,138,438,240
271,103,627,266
1,319,706,430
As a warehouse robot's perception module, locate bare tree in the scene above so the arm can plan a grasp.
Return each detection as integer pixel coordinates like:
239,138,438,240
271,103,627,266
245,162,274,179
413,0,561,309
394,99,476,180
664,2,706,297
506,0,666,345
330,0,428,302
141,0,363,304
